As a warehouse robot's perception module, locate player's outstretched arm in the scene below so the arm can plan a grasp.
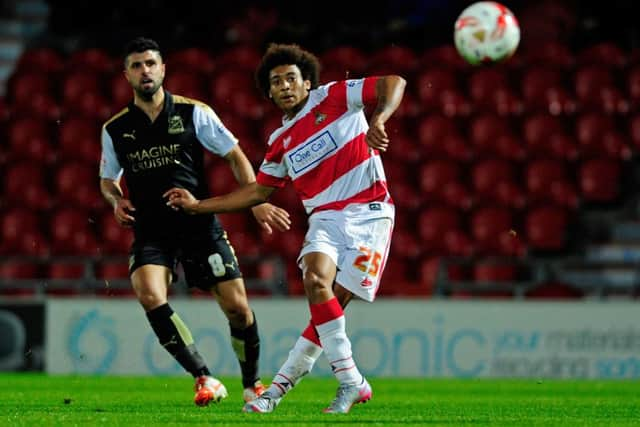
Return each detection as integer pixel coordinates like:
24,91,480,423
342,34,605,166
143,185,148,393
366,75,407,152
164,183,275,214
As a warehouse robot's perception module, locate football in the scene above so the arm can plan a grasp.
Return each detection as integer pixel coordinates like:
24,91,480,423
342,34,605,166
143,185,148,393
454,1,520,65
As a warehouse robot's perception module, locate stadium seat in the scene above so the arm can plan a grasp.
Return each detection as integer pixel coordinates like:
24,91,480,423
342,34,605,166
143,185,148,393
522,113,577,160
6,117,54,164
471,158,523,208
8,72,54,107
578,158,622,203
525,158,578,208
525,281,584,299
577,42,626,68
524,205,568,251
416,114,461,157
58,117,102,162
11,92,61,120
390,229,422,260
367,45,418,75
217,46,262,72
164,70,204,100
49,208,99,255
0,261,40,280
391,180,424,212
629,114,640,150
418,159,461,203
469,206,514,256
62,72,102,104
3,162,51,210
468,67,510,109
15,47,65,74
165,48,215,75
419,45,469,71
54,161,102,209
472,260,518,282
575,113,631,159
628,66,640,111
209,71,264,118
66,48,116,74
415,68,459,112
519,41,574,69
110,74,133,108
470,114,525,160
320,46,367,78
573,65,625,112
417,206,462,254
48,262,86,279
0,208,40,253
98,211,133,255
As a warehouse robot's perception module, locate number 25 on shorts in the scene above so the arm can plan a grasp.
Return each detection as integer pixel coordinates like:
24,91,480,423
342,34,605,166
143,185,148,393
353,246,382,276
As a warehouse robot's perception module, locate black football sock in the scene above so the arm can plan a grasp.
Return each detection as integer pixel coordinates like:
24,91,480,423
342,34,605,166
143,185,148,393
230,312,261,388
146,303,210,378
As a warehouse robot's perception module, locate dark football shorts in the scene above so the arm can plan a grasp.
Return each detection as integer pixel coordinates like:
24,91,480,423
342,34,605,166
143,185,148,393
128,228,242,291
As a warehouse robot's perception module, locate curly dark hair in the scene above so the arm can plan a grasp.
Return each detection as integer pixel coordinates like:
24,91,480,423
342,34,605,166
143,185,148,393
255,43,321,99
123,37,162,66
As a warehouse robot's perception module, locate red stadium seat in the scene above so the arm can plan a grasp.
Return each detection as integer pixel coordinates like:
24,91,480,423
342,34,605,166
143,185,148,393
471,158,518,201
519,41,574,69
11,92,61,120
525,281,584,299
577,42,626,68
573,66,621,112
110,74,133,108
8,72,54,107
48,262,86,279
390,229,422,260
419,45,469,71
470,206,514,255
417,115,462,157
391,180,423,213
49,208,99,255
525,205,568,251
468,67,511,109
468,114,523,159
418,206,462,254
164,71,204,100
217,46,261,72
367,45,418,75
62,72,102,104
416,68,459,112
522,113,575,159
630,114,640,150
6,117,54,164
418,159,461,203
575,113,631,159
66,48,116,74
525,158,578,208
628,66,640,111
3,162,51,210
0,208,40,253
165,48,215,75
0,261,40,280
320,46,367,78
15,47,65,74
98,211,133,255
58,118,102,162
54,161,102,209
578,158,622,203
95,260,131,280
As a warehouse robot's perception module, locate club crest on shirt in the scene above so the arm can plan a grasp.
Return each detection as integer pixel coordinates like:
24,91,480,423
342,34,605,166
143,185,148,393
168,115,185,134
314,111,327,125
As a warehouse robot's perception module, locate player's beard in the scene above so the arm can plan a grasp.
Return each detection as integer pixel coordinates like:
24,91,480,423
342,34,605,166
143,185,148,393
135,78,162,102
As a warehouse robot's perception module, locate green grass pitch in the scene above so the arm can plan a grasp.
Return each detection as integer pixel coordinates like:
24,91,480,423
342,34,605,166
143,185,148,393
1,374,639,426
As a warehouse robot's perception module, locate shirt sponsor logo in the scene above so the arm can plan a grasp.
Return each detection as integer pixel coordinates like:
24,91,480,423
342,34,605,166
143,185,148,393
288,131,338,173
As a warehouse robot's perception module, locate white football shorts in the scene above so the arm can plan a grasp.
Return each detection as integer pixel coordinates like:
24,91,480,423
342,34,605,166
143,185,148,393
298,203,394,302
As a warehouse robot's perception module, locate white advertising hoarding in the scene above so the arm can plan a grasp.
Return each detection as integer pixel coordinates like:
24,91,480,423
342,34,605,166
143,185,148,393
46,299,640,378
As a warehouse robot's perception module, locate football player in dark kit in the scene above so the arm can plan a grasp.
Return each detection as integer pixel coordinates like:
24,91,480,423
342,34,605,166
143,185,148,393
99,37,291,406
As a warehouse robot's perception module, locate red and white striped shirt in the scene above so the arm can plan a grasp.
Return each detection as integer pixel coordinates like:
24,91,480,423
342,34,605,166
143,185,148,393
257,77,393,216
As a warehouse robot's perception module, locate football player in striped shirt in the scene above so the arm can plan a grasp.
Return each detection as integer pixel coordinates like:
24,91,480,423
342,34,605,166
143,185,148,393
165,43,405,413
